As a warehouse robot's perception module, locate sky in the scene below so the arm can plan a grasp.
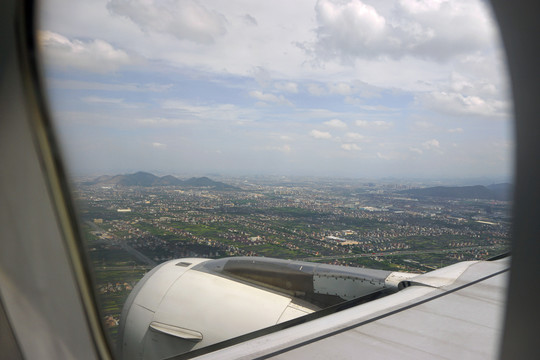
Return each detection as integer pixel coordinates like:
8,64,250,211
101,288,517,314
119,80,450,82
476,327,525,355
38,0,514,181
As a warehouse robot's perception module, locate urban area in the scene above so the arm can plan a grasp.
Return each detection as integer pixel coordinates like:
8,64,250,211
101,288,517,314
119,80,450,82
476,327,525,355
76,172,511,343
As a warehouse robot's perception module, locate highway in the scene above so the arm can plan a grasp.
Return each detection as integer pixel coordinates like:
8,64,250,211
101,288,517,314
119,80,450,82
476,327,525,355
85,220,496,268
297,245,498,262
93,266,153,271
86,221,157,267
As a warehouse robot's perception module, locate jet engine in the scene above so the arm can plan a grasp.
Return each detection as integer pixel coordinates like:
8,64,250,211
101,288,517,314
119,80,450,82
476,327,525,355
118,257,416,359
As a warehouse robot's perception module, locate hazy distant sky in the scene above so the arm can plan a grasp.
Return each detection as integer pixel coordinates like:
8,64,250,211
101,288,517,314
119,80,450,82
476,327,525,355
39,0,513,180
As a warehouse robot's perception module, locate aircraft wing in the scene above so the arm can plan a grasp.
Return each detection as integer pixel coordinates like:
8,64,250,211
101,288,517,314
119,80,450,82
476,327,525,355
119,257,508,360
191,258,508,360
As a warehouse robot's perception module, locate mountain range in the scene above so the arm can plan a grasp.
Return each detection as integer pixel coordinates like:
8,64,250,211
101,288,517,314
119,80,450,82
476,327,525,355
402,183,512,201
83,172,239,190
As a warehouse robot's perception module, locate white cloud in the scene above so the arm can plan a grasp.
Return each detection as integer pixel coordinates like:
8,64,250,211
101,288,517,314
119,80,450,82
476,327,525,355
266,144,292,153
38,0,512,179
250,91,279,102
161,100,259,124
249,91,292,106
47,79,173,92
315,0,385,61
138,117,198,127
418,91,505,117
309,130,332,139
422,139,440,149
328,83,353,95
398,0,443,14
38,30,131,72
152,142,166,148
345,132,365,141
307,84,325,96
107,0,227,44
324,119,347,128
251,67,272,88
311,0,497,62
39,0,506,95
420,139,444,155
377,152,393,160
274,82,298,93
355,120,392,130
355,120,369,127
448,127,464,133
81,96,124,104
449,72,497,98
242,14,258,26
344,98,397,112
341,143,361,151
414,121,432,129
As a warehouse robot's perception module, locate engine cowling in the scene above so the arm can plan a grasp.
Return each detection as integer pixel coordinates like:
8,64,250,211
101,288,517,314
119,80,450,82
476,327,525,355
118,257,415,359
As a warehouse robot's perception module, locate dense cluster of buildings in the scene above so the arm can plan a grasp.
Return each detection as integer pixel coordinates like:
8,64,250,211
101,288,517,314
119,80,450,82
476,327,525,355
77,177,511,273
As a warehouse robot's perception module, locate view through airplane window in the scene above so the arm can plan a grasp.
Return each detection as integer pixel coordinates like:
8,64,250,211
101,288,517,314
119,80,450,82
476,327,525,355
37,0,513,357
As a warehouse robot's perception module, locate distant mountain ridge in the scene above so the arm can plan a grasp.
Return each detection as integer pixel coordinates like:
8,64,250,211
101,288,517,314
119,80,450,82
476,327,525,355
485,183,513,201
83,171,239,190
402,183,512,201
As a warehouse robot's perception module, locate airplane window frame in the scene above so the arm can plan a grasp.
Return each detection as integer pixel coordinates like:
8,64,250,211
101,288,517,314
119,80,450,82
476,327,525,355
3,0,538,359
11,0,114,359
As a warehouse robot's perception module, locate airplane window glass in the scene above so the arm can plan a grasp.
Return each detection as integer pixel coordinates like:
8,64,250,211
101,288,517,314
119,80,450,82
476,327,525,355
37,0,513,358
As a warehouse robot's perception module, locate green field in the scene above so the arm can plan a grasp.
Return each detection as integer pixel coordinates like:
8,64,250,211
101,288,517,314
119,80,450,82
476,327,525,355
86,241,148,346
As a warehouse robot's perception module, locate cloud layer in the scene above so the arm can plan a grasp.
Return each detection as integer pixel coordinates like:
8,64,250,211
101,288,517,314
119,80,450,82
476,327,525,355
38,0,513,179
107,0,227,44
313,0,495,62
39,31,131,72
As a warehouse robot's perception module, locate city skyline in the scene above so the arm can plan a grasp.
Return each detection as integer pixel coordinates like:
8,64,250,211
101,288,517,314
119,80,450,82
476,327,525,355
39,0,513,180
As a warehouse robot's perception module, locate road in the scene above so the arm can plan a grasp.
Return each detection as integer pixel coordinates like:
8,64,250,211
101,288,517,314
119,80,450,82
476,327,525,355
86,220,497,268
86,221,158,267
93,266,154,271
297,245,498,262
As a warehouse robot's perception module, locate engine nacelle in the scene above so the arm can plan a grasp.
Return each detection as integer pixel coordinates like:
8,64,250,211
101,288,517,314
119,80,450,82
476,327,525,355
118,257,415,359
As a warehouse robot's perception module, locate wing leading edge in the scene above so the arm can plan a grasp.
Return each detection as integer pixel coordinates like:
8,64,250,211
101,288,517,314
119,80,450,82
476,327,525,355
189,258,509,360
